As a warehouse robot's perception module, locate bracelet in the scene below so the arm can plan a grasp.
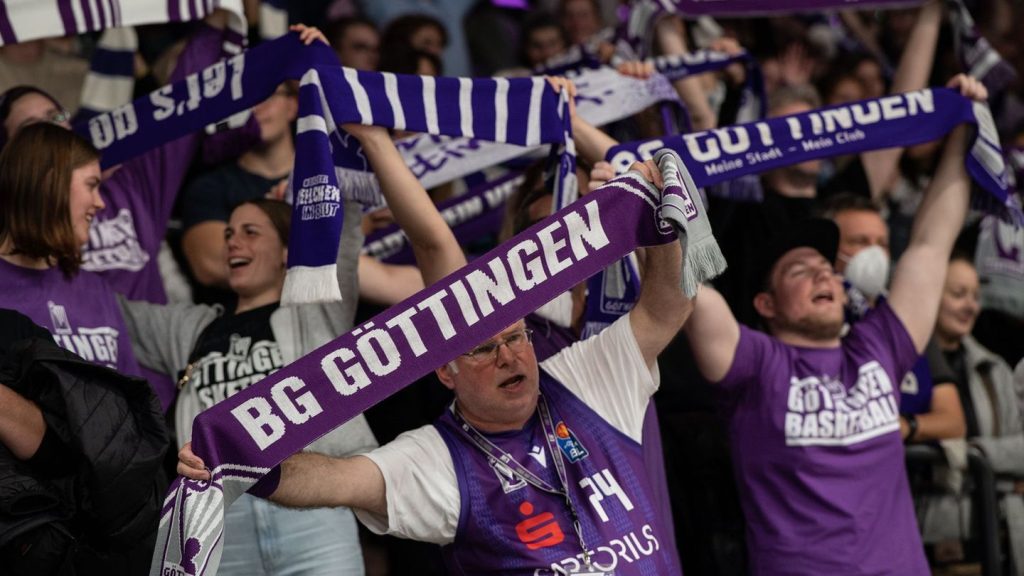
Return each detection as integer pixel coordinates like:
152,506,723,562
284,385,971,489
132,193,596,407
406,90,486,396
903,414,918,444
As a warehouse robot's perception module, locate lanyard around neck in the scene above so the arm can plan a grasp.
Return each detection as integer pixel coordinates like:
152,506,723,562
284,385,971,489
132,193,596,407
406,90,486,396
451,396,596,569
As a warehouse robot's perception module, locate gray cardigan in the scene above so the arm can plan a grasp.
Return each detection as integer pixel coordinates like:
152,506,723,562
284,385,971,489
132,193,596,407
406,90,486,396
962,335,1024,477
919,336,1024,574
119,199,378,458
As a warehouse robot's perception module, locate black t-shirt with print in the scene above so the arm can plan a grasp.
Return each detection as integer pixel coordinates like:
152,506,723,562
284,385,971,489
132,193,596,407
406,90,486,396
187,302,284,411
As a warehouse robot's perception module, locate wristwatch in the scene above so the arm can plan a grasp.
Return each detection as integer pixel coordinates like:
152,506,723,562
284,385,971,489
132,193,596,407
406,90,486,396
903,414,918,444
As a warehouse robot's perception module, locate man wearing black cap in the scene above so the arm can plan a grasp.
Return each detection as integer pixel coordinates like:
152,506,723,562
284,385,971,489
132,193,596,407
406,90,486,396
682,75,987,575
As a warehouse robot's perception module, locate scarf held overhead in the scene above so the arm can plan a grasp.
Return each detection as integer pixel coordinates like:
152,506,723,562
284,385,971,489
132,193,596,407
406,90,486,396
76,32,690,218
630,0,923,16
606,88,1022,225
77,31,576,304
152,157,721,576
364,48,765,266
0,0,246,48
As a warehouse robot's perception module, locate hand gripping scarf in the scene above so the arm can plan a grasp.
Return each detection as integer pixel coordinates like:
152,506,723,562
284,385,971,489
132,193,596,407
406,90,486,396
285,67,575,303
360,50,752,267
607,88,1022,225
351,63,682,210
75,31,577,305
151,149,723,576
586,89,1022,333
71,1,287,123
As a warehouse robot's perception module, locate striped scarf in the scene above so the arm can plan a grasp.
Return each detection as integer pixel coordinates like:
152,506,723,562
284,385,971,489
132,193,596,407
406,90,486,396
284,65,576,303
0,0,246,50
362,51,756,268
152,154,721,576
78,32,577,305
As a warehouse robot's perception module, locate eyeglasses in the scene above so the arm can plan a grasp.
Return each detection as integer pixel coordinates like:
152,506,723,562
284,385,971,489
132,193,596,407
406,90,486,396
461,328,534,364
18,108,70,129
47,109,70,124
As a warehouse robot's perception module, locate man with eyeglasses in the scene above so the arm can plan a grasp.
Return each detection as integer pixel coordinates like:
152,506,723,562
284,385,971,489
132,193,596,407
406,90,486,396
179,159,694,575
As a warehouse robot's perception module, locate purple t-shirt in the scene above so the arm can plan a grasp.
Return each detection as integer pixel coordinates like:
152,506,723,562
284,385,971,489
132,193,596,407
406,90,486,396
79,23,229,305
719,302,928,576
0,259,143,379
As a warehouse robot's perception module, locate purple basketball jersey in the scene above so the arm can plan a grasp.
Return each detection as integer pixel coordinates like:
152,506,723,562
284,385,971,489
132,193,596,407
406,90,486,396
434,371,682,575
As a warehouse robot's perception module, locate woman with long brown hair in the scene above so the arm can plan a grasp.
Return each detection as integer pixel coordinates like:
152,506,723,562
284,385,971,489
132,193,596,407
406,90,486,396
0,122,144,378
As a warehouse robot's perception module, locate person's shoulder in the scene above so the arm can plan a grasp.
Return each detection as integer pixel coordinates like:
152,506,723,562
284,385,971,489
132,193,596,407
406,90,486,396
963,335,1012,373
735,323,778,357
380,424,447,457
848,299,912,344
366,424,453,487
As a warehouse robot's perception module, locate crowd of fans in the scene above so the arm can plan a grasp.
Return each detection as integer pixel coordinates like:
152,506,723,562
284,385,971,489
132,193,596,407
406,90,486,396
1,0,1023,574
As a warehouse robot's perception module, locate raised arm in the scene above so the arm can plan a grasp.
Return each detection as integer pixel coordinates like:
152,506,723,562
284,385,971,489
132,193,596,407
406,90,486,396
655,16,718,132
626,161,693,366
572,113,619,166
887,76,985,353
683,284,740,383
861,0,943,199
344,124,466,285
357,254,426,306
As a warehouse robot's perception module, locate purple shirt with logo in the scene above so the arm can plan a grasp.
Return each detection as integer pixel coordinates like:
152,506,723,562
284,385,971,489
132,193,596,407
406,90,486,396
434,372,681,575
80,23,231,305
719,302,928,575
0,259,143,379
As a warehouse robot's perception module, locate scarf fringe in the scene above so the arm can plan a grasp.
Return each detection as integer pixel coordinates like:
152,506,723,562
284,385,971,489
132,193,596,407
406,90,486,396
682,239,728,298
281,265,342,306
655,148,727,298
335,168,384,208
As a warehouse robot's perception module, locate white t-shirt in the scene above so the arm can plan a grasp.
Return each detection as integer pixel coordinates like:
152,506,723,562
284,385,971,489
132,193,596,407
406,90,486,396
355,314,658,544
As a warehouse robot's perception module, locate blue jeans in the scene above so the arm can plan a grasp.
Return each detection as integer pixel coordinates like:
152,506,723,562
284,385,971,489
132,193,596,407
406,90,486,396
218,493,364,575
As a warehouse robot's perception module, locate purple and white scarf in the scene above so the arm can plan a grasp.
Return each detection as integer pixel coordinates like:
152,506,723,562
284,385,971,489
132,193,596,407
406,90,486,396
975,214,1024,319
948,0,1018,100
591,89,1020,336
355,63,682,212
607,88,1022,224
257,0,288,41
0,0,246,50
75,26,138,122
0,0,247,124
368,49,760,265
286,67,575,302
77,32,577,305
580,254,641,339
589,50,763,332
151,151,722,576
626,0,923,17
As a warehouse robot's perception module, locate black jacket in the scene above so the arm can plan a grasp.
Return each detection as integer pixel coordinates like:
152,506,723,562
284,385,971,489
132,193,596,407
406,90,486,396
0,320,168,575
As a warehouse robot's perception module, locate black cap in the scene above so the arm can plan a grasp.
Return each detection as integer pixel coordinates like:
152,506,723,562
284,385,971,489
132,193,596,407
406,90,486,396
756,218,840,290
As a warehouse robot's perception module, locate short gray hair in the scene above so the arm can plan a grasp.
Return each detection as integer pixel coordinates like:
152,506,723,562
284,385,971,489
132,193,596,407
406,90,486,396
768,84,822,117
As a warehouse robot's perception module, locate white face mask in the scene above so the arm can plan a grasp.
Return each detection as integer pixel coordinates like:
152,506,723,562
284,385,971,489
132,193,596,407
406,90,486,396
841,245,890,299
